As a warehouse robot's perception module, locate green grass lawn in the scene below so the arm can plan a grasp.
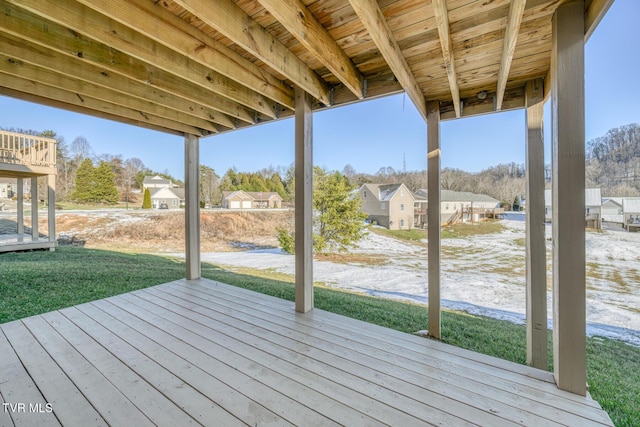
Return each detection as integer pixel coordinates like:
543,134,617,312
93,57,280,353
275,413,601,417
0,246,637,425
369,220,506,243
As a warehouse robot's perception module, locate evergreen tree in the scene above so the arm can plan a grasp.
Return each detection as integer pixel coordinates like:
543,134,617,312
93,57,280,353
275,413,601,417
142,188,152,209
278,168,367,254
72,158,96,202
313,168,367,253
94,161,119,204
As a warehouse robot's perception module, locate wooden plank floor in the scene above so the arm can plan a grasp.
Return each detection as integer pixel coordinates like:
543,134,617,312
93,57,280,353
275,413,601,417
0,278,614,426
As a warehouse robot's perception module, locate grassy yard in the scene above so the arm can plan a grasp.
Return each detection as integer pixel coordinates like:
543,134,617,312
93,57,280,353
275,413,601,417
369,220,506,243
0,246,637,425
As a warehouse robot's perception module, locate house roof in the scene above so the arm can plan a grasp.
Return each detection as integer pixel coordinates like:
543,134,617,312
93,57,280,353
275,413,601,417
222,190,254,201
602,198,623,208
544,188,602,207
623,199,640,213
149,187,184,199
361,183,414,202
143,175,171,186
0,1,612,136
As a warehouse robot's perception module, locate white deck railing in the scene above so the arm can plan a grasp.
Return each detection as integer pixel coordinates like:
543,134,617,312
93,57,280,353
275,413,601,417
0,130,57,168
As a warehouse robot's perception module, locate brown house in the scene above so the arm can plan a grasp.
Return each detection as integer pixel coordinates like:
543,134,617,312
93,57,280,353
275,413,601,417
358,183,415,230
222,190,283,209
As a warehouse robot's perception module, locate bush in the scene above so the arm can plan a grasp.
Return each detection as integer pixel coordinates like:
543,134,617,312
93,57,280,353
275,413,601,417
142,188,152,209
276,227,295,254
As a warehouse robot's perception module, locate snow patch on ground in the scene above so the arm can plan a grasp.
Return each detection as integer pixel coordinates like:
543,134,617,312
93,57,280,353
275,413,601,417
183,219,640,347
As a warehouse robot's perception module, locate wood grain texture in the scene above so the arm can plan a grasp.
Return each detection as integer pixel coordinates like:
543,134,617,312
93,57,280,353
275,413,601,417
348,0,427,120
0,278,614,426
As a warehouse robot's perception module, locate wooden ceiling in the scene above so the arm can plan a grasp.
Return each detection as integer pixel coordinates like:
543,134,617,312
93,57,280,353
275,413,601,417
0,0,612,137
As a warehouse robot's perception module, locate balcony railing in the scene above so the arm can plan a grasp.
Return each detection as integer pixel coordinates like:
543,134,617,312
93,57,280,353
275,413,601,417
0,130,56,169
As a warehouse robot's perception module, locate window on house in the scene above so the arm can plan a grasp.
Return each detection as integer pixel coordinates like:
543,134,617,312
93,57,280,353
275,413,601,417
363,190,367,198
400,189,404,196
400,203,405,212
400,219,405,228
381,203,385,210
445,204,449,211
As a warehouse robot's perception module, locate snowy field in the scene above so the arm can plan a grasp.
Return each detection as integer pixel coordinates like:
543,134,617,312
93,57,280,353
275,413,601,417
194,220,640,347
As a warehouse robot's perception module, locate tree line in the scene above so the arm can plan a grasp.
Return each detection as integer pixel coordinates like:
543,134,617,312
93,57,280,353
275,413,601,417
5,122,636,206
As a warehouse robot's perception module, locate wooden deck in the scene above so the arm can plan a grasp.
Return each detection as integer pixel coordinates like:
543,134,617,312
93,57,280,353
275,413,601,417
0,278,613,426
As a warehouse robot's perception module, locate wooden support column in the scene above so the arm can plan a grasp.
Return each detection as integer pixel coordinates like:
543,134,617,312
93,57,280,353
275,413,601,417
525,78,547,369
551,0,586,395
31,177,38,241
185,134,201,280
294,86,313,313
427,100,441,339
17,177,24,241
47,174,56,250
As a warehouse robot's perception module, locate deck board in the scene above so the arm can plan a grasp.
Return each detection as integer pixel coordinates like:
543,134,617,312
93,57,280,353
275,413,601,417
0,278,614,426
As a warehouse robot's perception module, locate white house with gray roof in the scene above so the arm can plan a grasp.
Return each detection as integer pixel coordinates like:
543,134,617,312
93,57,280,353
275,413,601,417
414,189,500,224
358,183,415,230
623,198,640,231
545,188,602,228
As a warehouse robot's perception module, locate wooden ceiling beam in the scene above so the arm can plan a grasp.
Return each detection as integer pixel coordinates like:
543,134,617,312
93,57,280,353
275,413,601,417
348,0,427,120
0,2,244,127
432,0,461,118
0,32,234,130
585,0,615,42
6,0,275,119
0,52,220,134
257,0,364,99
0,73,206,136
496,0,526,111
74,0,294,110
173,0,331,106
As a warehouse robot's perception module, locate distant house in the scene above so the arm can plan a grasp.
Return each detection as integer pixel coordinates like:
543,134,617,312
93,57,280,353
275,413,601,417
149,187,184,209
544,188,602,228
623,198,640,231
357,183,415,230
222,190,283,209
601,197,623,223
414,189,501,225
143,175,173,189
143,175,184,209
0,178,14,198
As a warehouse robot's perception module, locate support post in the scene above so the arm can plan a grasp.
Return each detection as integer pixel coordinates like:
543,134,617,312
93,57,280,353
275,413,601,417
551,0,586,395
47,174,56,250
427,100,441,339
294,86,313,313
17,178,24,241
31,177,38,241
185,134,201,280
525,78,547,369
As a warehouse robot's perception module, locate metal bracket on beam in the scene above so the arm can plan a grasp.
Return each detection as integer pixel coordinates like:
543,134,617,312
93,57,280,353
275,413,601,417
234,118,239,129
329,87,335,106
363,78,368,98
275,103,280,119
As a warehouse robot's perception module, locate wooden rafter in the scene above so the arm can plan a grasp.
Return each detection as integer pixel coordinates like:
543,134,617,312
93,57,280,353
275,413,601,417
0,72,206,136
0,1,243,127
173,0,331,106
257,0,364,99
348,0,427,120
0,51,219,134
74,0,294,110
7,0,274,119
585,0,615,42
0,32,234,130
432,0,461,118
496,0,527,111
